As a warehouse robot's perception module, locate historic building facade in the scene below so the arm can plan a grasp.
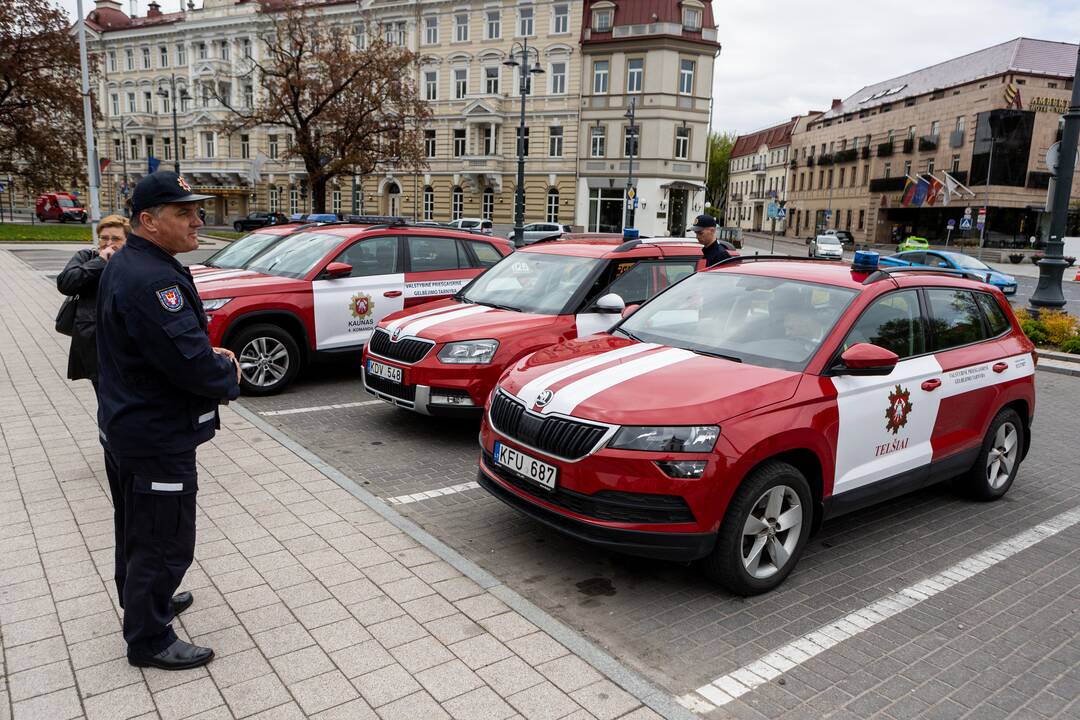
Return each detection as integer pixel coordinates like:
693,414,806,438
79,0,716,233
726,115,809,233
784,38,1080,244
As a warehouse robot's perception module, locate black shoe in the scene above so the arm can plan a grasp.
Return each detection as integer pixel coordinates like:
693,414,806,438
129,639,214,670
171,591,193,616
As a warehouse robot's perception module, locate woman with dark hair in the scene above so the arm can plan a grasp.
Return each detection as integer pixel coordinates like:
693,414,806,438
57,214,130,388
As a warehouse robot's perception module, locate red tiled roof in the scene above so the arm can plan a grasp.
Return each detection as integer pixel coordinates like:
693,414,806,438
731,118,797,158
581,0,718,47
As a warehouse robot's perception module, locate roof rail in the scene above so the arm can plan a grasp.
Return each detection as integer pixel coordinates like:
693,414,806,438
613,237,703,253
713,254,841,265
861,265,992,285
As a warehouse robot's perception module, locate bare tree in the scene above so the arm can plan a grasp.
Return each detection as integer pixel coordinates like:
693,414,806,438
218,0,430,213
0,0,88,191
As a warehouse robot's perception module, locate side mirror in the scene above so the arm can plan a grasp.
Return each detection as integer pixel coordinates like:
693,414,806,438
595,293,626,313
324,262,352,279
835,343,899,376
621,303,640,319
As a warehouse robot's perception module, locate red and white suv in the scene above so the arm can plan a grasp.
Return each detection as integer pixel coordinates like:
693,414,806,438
196,223,513,394
361,236,710,415
478,255,1036,594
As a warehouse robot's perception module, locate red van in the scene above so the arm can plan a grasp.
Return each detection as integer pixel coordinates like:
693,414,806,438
35,193,87,223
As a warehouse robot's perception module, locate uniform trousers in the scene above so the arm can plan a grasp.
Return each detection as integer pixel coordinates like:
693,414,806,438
104,447,198,658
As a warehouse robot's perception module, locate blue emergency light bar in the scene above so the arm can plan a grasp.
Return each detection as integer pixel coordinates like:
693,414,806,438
852,250,880,271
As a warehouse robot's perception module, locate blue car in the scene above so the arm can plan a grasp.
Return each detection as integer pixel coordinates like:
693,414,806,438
880,249,1017,295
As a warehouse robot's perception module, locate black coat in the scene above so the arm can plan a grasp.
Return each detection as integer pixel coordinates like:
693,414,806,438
57,248,107,382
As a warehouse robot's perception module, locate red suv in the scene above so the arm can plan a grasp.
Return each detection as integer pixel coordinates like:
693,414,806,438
35,192,86,223
479,255,1036,594
196,222,513,394
362,236,709,416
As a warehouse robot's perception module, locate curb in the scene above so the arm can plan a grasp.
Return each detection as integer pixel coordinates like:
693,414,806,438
1037,360,1080,378
231,402,699,720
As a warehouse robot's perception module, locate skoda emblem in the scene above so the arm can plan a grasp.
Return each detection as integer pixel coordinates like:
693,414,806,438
535,389,553,407
390,327,403,342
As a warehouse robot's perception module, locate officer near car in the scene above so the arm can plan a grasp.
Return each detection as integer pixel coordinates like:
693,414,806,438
690,213,731,267
97,170,241,670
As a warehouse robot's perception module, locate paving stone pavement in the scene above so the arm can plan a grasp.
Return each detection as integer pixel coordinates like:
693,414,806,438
0,249,676,720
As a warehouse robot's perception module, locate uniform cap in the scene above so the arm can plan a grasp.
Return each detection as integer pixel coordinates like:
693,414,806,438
131,171,212,216
690,214,717,231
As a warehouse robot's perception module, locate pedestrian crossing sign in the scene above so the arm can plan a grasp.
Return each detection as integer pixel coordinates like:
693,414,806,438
959,217,972,231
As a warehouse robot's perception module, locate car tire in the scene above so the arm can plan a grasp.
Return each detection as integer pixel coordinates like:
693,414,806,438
228,323,301,396
953,407,1023,501
234,222,243,232
703,461,813,596
59,215,66,224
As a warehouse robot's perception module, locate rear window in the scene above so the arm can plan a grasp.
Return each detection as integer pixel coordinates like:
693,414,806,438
974,292,1011,336
408,235,467,271
926,288,987,350
467,240,503,268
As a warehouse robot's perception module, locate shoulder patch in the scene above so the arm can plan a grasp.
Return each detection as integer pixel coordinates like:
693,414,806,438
156,285,185,312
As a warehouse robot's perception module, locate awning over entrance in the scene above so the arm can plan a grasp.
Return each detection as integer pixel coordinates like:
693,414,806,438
659,180,705,192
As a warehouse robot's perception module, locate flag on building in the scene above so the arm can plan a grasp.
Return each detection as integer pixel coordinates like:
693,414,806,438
249,152,268,186
941,171,976,206
925,175,943,206
900,176,917,206
1003,82,1023,110
911,176,930,206
99,157,111,173
147,155,161,174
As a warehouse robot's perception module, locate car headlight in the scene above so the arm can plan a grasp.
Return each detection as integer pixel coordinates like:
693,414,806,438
202,298,232,312
608,426,719,453
438,339,500,364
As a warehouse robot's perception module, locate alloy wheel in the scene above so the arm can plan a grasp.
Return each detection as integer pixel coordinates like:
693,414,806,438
986,421,1018,489
239,337,290,388
741,485,803,579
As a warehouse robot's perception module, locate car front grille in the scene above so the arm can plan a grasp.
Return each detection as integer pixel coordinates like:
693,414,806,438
489,391,608,461
481,451,695,524
369,328,434,364
363,369,416,402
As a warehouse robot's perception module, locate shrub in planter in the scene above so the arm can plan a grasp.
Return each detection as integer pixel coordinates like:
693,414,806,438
1008,253,1024,264
1061,336,1080,355
1030,252,1045,265
1040,310,1079,346
1020,319,1048,345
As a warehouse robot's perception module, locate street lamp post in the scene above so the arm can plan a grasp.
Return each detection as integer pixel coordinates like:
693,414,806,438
1030,43,1080,311
157,74,189,175
623,97,638,235
503,39,544,247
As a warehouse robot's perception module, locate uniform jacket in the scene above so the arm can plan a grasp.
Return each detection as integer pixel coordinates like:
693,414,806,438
96,234,240,457
57,248,107,381
703,241,731,268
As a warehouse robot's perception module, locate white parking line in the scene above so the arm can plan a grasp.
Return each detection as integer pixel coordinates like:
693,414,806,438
386,481,481,506
259,400,384,417
679,505,1080,713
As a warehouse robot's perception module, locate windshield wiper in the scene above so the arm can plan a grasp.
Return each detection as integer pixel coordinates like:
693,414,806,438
474,300,519,312
616,328,642,342
691,349,742,363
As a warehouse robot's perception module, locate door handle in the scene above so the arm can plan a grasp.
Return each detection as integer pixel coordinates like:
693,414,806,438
992,362,1008,374
921,378,941,391
383,290,403,298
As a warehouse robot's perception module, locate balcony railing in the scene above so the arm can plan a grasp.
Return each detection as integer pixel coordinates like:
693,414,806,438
861,146,871,159
877,142,894,157
869,176,907,192
918,136,938,152
789,159,798,168
749,191,769,200
751,161,767,172
816,153,834,166
950,130,965,148
902,137,915,153
805,156,815,166
834,148,858,163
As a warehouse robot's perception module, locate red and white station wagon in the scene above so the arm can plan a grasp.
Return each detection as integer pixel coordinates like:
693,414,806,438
196,223,512,394
361,236,710,415
478,254,1036,594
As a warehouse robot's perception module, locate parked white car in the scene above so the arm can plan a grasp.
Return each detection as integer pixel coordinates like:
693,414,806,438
507,222,573,246
809,234,844,260
447,218,493,234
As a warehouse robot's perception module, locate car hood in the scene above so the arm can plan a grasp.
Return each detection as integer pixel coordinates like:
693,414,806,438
195,270,307,298
380,300,564,344
498,335,802,426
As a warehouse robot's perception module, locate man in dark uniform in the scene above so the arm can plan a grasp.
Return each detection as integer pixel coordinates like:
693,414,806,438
97,171,241,670
691,213,731,267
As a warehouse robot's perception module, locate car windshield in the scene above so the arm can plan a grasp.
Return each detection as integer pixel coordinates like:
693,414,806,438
58,197,75,207
246,231,344,279
459,252,603,315
819,237,841,246
615,272,857,371
951,255,991,271
203,232,282,269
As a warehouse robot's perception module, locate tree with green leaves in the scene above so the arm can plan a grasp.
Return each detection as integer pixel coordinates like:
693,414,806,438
705,131,736,218
0,0,87,191
217,0,430,213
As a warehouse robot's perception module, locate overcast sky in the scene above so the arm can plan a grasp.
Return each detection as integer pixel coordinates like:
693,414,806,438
60,0,1079,136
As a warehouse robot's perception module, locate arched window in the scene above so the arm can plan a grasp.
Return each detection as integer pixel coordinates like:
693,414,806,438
451,186,463,220
546,188,559,223
423,186,434,220
482,188,494,220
